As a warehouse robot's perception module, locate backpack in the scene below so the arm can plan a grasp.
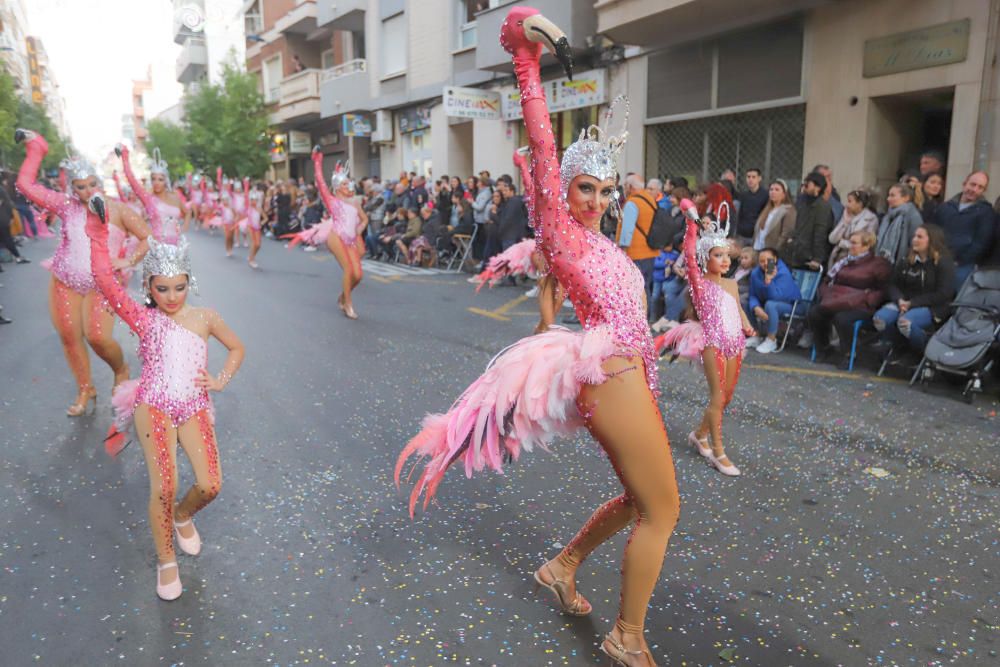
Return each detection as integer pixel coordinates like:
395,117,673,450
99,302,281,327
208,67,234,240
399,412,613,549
635,195,683,250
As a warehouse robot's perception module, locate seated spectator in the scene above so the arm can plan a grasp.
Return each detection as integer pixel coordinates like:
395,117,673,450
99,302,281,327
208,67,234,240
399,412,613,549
746,248,801,354
451,198,475,237
873,225,956,356
753,180,796,252
650,242,680,324
806,230,891,369
829,189,879,266
479,189,504,271
393,208,423,260
876,182,923,266
378,207,408,259
301,187,322,230
782,172,832,270
933,171,994,286
733,245,755,310
410,205,450,267
919,172,945,223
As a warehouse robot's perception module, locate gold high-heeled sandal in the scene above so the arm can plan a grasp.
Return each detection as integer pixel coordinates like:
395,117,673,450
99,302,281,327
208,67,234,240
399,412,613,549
532,563,592,616
66,388,97,417
600,633,655,666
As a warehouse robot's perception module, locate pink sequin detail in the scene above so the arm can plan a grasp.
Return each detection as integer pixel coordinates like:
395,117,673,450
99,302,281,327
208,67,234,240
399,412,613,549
684,224,746,359
154,198,182,244
45,200,96,294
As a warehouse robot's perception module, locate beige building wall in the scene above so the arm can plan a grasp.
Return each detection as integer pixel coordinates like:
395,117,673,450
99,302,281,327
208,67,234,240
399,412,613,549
407,1,450,89
473,111,519,183
611,56,647,178
803,0,995,197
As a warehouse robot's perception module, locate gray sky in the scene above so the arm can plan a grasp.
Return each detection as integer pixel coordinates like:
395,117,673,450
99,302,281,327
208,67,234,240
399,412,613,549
24,0,183,161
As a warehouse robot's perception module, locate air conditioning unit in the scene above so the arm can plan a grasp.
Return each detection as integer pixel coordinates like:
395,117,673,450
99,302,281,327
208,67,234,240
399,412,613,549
372,109,393,144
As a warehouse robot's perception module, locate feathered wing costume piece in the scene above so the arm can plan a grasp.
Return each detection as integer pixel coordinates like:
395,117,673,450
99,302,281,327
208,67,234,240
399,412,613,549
281,217,332,248
653,324,704,361
472,238,538,291
395,325,617,516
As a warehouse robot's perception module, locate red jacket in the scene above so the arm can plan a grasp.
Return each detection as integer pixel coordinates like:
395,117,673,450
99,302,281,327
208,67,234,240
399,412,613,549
818,253,892,313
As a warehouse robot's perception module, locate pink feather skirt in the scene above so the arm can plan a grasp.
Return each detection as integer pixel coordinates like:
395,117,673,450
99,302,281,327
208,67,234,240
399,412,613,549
654,322,705,361
473,238,537,291
395,324,621,516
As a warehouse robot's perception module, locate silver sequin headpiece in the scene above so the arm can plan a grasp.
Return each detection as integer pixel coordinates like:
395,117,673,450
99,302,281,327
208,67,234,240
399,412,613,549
695,203,731,269
148,147,172,189
142,236,197,298
330,161,354,191
61,155,98,182
559,95,629,199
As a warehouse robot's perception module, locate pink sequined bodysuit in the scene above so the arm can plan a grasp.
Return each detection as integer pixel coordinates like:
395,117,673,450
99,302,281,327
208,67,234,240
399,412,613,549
683,222,746,359
89,223,212,427
120,148,181,244
153,198,182,243
312,152,362,247
510,49,658,393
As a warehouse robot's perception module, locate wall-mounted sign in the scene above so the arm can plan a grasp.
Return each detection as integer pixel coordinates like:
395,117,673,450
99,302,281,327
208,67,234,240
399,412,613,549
343,113,372,137
501,68,608,121
863,19,970,78
318,131,341,147
288,129,311,155
398,105,432,134
443,86,501,120
25,37,43,105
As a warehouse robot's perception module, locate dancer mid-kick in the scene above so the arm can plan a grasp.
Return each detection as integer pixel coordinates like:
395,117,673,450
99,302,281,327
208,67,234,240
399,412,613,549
85,194,244,600
15,129,150,415
396,9,678,665
312,147,367,319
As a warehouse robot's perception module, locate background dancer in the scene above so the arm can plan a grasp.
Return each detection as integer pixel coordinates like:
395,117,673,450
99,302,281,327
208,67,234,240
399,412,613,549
117,144,189,244
312,147,367,319
85,194,244,601
15,129,150,416
396,9,678,665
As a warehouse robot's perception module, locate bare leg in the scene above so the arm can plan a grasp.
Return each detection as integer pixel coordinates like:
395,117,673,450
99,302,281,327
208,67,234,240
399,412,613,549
133,404,180,585
547,357,679,661
224,225,235,255
174,409,222,527
535,275,561,334
48,277,95,409
82,290,127,387
327,233,358,316
248,228,262,264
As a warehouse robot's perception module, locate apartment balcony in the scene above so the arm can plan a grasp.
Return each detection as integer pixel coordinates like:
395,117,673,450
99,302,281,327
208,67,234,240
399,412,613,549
475,0,596,72
276,0,318,36
317,0,366,31
595,0,835,47
176,37,208,84
319,58,371,116
172,0,205,44
273,69,322,125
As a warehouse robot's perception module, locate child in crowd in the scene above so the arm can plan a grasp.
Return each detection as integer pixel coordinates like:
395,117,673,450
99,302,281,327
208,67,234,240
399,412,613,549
650,242,679,323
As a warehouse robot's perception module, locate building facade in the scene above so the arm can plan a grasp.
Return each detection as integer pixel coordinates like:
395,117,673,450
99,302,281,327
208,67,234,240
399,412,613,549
173,0,248,95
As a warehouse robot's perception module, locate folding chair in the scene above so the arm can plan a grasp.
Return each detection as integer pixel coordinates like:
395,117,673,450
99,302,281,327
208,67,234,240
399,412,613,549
777,268,823,351
811,318,864,371
447,225,478,272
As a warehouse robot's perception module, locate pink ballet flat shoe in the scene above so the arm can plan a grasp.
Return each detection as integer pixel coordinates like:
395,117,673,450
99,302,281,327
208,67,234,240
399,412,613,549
156,561,182,601
173,518,202,556
707,451,741,477
688,431,711,458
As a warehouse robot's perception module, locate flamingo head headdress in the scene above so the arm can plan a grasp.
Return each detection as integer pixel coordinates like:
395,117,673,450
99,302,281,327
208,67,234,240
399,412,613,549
500,7,574,80
559,95,629,200
330,161,353,192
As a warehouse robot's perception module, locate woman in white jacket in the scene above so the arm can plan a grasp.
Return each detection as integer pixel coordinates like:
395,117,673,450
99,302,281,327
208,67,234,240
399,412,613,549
829,189,879,266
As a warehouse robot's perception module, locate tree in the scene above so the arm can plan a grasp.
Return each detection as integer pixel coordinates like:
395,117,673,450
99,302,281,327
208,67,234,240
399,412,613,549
184,63,270,177
0,69,19,163
13,99,71,171
146,118,192,180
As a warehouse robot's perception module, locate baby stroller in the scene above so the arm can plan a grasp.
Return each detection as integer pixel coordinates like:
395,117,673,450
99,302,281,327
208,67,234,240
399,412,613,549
911,268,1000,403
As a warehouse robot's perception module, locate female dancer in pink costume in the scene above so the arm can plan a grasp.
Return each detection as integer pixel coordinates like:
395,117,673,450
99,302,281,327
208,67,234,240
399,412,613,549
656,203,754,476
312,147,367,319
15,129,150,415
189,174,203,225
396,10,677,665
239,178,263,269
117,144,190,244
85,194,244,600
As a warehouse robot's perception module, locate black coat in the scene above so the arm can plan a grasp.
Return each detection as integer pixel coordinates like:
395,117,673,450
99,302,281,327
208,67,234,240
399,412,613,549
886,253,957,319
498,194,529,245
933,196,995,266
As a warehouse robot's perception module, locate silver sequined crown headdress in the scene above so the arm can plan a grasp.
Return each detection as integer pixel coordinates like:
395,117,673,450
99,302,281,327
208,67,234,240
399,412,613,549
148,147,172,189
695,203,731,269
142,236,197,299
60,155,98,183
559,95,629,199
330,161,353,191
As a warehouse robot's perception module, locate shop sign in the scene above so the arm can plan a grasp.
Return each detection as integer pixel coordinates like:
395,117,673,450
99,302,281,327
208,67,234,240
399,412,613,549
443,86,501,120
501,68,607,121
342,113,373,137
398,105,432,134
25,37,43,105
288,129,312,155
318,131,341,147
864,19,970,78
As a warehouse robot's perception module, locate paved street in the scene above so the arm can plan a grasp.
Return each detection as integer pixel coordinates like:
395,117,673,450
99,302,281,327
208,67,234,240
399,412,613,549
0,232,998,667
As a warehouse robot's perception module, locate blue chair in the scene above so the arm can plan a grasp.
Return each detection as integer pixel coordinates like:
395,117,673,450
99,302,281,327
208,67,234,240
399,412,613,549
776,268,823,351
811,319,865,371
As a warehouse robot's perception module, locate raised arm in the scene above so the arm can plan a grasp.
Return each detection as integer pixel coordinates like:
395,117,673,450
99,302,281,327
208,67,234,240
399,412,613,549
84,196,148,336
311,147,345,220
681,215,705,305
111,171,126,202
117,144,162,237
14,131,68,214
